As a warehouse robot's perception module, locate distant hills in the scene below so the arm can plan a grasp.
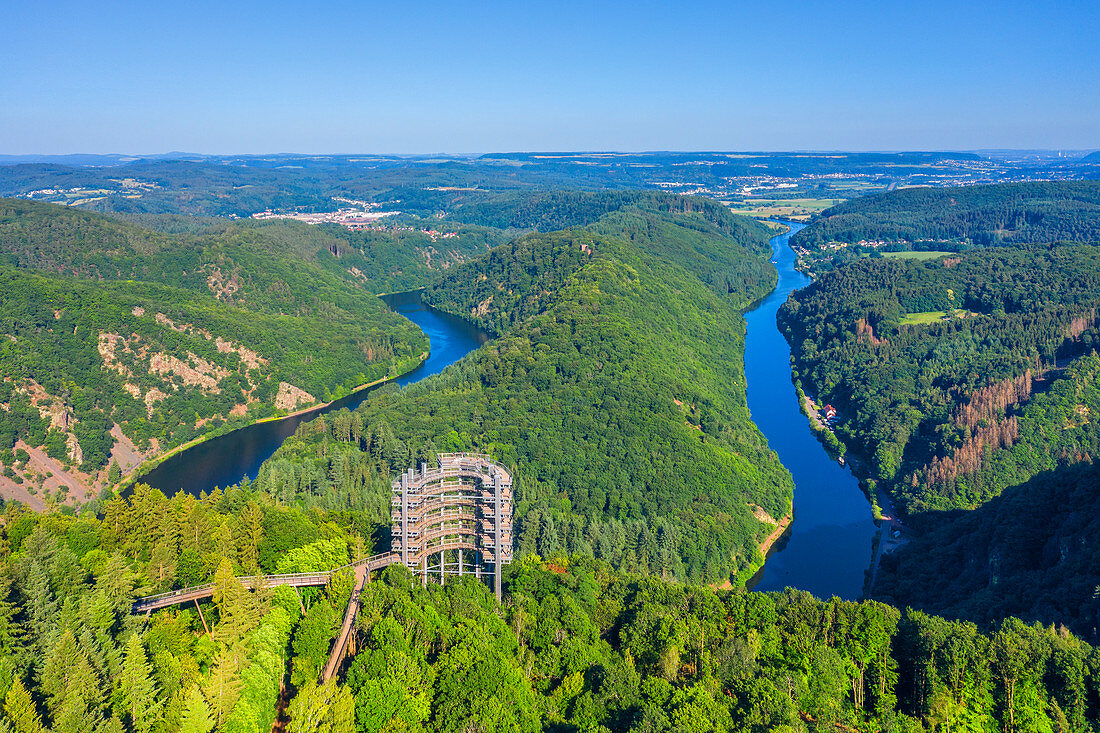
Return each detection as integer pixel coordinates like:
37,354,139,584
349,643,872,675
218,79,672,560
793,180,1100,249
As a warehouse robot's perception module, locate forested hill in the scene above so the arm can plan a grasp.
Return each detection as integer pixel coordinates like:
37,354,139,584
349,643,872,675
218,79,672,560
256,207,792,586
0,199,429,508
781,245,1100,512
426,196,775,334
445,189,771,246
0,198,498,295
5,494,1100,733
778,245,1100,639
792,181,1100,249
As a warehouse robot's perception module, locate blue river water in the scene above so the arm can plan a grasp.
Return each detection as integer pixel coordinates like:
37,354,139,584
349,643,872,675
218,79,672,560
139,291,488,496
746,223,878,599
140,231,875,600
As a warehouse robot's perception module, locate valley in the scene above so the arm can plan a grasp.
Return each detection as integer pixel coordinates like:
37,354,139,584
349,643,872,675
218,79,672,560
2,162,1100,733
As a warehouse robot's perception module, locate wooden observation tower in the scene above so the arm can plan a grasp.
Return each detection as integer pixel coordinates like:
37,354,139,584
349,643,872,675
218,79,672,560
391,453,513,601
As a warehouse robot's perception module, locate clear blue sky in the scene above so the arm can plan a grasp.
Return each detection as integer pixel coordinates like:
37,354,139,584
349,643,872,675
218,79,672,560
1,0,1096,154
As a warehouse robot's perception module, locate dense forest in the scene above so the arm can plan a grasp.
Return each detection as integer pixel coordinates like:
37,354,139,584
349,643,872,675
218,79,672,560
780,245,1100,512
875,459,1100,644
0,200,431,499
255,202,790,586
3,490,1100,733
868,352,1100,641
779,235,1100,640
792,181,1100,250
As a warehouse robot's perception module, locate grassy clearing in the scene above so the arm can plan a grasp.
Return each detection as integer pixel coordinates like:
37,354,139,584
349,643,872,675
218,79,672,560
882,250,955,260
727,198,846,221
900,311,948,325
900,308,976,325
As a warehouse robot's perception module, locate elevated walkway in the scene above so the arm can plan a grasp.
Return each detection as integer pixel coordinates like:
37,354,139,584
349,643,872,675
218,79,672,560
131,552,399,682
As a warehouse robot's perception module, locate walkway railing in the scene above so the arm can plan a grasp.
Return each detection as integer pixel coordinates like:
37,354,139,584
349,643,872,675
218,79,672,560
130,552,398,613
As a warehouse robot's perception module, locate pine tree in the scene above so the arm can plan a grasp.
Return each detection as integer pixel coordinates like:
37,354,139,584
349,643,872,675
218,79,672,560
239,502,264,573
94,554,137,622
214,524,235,569
147,544,176,592
107,461,121,486
0,565,25,657
18,560,57,656
120,634,159,733
49,653,104,733
39,628,80,711
3,678,45,733
177,686,213,733
201,647,243,729
212,558,259,646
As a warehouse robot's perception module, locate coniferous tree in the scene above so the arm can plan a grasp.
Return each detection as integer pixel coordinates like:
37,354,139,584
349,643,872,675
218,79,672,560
3,678,44,733
177,685,214,733
119,634,159,733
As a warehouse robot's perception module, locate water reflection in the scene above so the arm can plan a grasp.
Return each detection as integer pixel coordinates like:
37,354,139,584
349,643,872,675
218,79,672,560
138,291,488,497
745,223,877,599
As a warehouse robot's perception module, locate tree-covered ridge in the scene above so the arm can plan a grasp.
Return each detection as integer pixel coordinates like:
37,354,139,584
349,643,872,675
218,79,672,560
868,351,1100,641
424,194,776,335
0,200,429,504
0,198,493,306
876,459,1100,645
259,221,791,585
0,266,425,463
446,189,772,246
779,245,1100,515
421,230,597,335
3,491,1099,733
793,181,1100,249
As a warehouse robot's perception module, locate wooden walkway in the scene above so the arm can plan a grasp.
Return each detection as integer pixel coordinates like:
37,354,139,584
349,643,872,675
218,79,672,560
131,552,399,681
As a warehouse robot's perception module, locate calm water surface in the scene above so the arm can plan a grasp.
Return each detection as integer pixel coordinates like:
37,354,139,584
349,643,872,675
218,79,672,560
746,223,878,599
141,235,874,598
139,291,488,496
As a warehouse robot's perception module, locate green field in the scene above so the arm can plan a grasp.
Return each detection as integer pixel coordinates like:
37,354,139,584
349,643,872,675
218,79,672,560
726,197,846,221
882,250,955,260
900,310,948,324
900,308,975,325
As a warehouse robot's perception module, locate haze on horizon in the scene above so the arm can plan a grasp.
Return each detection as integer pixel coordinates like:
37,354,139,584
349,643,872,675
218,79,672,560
1,0,1097,155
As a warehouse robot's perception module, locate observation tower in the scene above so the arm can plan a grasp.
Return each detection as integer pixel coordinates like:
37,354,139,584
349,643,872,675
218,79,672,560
391,452,513,601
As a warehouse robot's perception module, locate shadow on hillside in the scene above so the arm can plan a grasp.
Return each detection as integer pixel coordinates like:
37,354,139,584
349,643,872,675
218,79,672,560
873,462,1100,642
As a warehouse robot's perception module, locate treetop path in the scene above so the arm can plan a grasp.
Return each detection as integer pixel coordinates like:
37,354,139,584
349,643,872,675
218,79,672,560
130,453,515,681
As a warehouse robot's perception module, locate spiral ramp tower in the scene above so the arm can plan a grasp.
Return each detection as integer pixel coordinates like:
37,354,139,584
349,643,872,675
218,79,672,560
391,452,513,601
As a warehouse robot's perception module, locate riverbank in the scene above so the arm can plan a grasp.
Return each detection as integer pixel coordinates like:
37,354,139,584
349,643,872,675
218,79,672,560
759,512,794,556
794,359,911,596
744,221,878,599
118,352,428,495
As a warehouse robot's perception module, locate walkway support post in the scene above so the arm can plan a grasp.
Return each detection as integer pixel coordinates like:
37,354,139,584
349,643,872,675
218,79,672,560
194,599,212,639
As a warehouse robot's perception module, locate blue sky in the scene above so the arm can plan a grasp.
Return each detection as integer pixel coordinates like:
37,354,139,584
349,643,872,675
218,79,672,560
1,0,1096,153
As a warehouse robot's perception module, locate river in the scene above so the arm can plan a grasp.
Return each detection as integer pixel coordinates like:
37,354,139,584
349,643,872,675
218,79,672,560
138,291,489,496
141,229,875,599
744,222,878,599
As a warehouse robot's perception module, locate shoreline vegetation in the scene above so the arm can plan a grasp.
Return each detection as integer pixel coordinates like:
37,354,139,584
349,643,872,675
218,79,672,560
117,351,429,495
781,226,897,596
758,512,793,558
